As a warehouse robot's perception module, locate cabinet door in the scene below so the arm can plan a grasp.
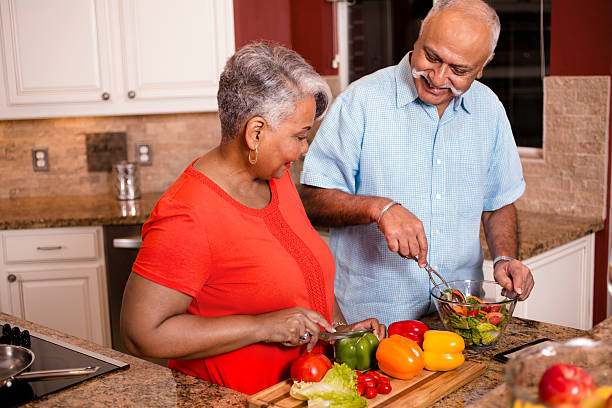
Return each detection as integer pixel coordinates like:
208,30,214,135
117,0,233,106
6,265,108,345
483,235,594,330
0,0,113,109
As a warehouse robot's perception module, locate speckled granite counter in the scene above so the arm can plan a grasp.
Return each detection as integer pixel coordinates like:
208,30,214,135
481,210,604,260
424,312,612,408
0,192,163,230
2,311,609,407
0,192,602,260
0,313,246,408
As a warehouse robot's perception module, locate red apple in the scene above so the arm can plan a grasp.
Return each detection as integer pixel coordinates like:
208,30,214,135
538,363,596,405
606,392,612,408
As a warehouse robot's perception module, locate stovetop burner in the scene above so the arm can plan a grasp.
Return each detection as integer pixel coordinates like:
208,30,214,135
0,323,129,407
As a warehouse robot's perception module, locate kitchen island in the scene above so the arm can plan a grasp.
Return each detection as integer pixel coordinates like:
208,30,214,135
1,311,609,407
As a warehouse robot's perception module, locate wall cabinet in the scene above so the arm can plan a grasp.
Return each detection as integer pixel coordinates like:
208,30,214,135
0,227,110,346
483,234,595,330
0,0,235,119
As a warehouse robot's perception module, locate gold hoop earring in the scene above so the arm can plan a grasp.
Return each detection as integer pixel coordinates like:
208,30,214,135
248,147,258,165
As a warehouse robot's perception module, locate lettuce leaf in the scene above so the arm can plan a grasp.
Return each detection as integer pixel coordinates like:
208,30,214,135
290,363,367,408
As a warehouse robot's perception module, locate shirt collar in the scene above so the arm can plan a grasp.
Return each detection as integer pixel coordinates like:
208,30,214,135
395,51,473,114
395,52,419,108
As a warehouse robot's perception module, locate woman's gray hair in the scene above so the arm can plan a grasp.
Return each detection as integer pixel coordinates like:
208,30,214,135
217,42,332,143
421,0,500,59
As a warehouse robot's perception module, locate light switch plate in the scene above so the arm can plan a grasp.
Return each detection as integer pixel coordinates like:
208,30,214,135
135,142,153,166
32,148,50,171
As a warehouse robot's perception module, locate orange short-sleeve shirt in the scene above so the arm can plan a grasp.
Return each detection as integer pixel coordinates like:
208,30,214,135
132,162,335,394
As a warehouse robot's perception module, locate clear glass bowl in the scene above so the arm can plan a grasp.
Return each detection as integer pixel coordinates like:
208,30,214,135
430,279,517,350
505,338,612,407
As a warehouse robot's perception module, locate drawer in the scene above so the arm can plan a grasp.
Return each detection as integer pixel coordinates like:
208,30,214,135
3,230,98,263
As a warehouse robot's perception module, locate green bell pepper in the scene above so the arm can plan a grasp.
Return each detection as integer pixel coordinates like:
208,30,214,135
334,332,379,371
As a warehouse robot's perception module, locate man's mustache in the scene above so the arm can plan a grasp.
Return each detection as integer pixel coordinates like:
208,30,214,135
411,68,463,97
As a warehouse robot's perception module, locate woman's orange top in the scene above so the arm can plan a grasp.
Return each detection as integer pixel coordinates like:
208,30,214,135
132,160,335,394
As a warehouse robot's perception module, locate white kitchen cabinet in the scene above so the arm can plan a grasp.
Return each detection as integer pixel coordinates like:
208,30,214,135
483,233,595,330
0,227,111,346
0,0,234,119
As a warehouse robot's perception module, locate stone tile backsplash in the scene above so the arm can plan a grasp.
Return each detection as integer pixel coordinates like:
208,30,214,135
0,76,609,222
0,113,221,199
515,76,610,220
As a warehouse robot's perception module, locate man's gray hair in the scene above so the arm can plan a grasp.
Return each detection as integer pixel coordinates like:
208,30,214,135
421,0,501,59
217,42,332,143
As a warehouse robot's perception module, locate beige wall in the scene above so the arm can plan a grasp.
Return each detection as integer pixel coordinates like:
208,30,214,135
0,75,609,222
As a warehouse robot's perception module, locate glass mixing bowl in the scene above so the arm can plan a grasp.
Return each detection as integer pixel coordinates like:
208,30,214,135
430,279,518,350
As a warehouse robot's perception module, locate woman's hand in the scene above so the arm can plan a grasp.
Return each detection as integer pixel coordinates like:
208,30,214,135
341,318,386,341
256,307,334,352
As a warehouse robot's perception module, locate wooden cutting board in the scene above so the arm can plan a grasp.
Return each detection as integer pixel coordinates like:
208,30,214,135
247,360,486,407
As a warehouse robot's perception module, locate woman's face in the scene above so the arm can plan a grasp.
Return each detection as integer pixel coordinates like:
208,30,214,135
260,96,316,179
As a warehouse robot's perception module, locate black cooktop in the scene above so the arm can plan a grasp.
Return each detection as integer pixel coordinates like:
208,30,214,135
0,323,129,407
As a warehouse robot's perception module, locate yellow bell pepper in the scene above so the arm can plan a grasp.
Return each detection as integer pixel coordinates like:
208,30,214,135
376,334,425,380
422,330,465,371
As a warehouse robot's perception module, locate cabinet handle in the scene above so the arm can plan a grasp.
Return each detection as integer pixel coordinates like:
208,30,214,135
101,92,110,100
7,274,16,282
127,90,136,99
36,245,63,251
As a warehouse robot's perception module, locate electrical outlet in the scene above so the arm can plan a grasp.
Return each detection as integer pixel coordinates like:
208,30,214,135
31,148,50,171
135,142,153,166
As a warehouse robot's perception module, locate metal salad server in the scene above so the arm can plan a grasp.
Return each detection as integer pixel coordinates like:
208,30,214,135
400,254,452,294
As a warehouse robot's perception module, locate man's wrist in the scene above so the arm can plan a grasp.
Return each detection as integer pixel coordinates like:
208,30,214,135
493,255,516,268
376,200,401,225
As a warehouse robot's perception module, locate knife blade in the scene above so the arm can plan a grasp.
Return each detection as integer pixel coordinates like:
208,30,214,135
318,329,373,342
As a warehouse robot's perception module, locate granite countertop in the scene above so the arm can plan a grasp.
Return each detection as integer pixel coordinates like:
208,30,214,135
0,193,604,260
481,210,604,260
1,312,610,407
0,192,162,230
0,313,245,408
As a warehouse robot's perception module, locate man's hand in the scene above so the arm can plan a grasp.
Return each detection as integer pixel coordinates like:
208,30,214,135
377,203,428,266
493,259,534,301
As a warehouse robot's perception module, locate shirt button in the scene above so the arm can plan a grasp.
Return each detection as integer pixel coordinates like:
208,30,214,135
433,265,439,270
436,159,442,165
435,229,440,235
436,194,442,200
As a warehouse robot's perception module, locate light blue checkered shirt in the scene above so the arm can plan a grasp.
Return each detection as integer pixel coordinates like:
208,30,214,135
301,53,525,327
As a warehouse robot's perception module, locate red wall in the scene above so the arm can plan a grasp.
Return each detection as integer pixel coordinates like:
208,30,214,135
550,0,612,75
233,0,336,76
550,0,612,325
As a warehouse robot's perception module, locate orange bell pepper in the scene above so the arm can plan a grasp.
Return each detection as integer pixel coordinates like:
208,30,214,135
422,330,465,371
375,334,424,380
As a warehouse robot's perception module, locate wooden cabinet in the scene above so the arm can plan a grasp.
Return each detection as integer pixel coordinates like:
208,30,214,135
0,227,110,346
0,0,234,119
483,233,595,330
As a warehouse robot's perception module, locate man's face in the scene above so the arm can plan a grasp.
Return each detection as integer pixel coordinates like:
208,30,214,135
411,8,493,110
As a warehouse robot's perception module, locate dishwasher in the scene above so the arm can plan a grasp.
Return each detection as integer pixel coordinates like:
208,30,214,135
102,225,167,366
102,225,141,354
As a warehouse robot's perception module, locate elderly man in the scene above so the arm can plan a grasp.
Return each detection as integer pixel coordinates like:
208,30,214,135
300,0,535,326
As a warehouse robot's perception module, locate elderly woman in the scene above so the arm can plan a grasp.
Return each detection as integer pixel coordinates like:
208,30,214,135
120,42,385,395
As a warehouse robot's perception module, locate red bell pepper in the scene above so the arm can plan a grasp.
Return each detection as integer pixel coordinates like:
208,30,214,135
387,320,429,347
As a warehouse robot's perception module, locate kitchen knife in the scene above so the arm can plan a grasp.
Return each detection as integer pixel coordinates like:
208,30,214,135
318,329,373,342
